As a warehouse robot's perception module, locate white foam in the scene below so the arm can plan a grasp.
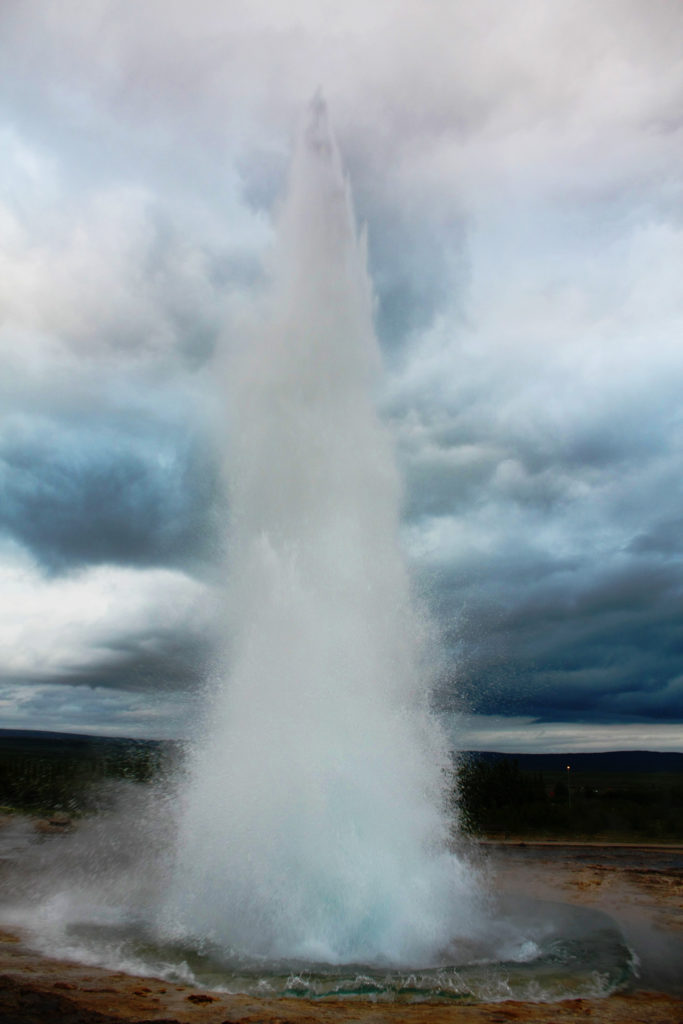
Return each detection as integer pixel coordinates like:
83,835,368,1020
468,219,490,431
160,96,481,964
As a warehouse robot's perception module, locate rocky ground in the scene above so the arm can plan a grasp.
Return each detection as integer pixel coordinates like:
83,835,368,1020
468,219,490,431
0,821,681,1024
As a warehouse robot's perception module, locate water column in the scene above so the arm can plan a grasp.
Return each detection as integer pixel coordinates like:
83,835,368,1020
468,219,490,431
162,95,478,965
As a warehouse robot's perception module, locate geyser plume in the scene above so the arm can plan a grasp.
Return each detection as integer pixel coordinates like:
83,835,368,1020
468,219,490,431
163,96,478,964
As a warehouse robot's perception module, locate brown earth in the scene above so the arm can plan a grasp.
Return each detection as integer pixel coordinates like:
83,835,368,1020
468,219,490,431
0,835,681,1024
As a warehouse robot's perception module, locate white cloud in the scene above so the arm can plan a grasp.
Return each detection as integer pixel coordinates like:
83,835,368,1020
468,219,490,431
0,123,269,426
0,544,213,686
454,714,683,754
0,680,192,738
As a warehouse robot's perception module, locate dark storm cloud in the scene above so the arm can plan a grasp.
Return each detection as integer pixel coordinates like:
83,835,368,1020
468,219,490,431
0,622,210,696
0,0,682,743
436,558,683,722
629,518,683,558
36,626,211,695
0,419,221,574
366,206,467,354
80,628,211,692
396,357,683,732
397,366,679,517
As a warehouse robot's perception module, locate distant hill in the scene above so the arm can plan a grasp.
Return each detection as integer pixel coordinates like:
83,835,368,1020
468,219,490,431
0,730,680,836
0,729,679,772
463,749,683,773
0,728,170,758
0,728,180,813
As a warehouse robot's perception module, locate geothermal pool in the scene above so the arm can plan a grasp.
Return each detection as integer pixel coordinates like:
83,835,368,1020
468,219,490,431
0,802,638,1004
26,896,634,1003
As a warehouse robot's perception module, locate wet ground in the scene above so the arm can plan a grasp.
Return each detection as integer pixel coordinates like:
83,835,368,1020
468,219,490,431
0,816,681,1023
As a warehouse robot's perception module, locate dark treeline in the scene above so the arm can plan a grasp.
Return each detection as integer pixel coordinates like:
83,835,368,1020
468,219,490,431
456,755,683,842
0,731,178,814
1,730,681,841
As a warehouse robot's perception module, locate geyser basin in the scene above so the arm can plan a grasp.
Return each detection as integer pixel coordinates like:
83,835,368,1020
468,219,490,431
30,896,635,1004
0,814,639,1006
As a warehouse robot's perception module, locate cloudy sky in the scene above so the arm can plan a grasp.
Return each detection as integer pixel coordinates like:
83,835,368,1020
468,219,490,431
1,0,682,751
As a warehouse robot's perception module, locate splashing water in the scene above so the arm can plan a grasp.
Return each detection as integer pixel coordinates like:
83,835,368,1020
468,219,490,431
160,95,481,965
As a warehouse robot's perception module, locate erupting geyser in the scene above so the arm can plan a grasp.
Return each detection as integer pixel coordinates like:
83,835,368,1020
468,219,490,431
0,97,637,1006
162,95,480,965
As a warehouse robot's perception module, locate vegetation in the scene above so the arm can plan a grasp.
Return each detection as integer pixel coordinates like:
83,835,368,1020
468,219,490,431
456,755,683,842
0,731,175,815
1,730,680,843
